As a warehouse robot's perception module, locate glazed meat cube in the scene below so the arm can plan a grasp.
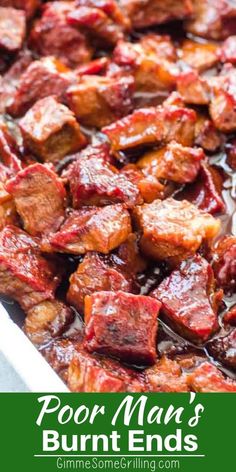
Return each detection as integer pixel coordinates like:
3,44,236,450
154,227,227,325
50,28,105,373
66,75,134,128
0,1,40,18
151,255,221,343
84,291,161,365
0,225,60,311
212,236,236,293
48,205,132,254
67,253,134,314
121,164,164,203
8,57,75,118
0,7,26,52
66,154,141,208
185,0,236,40
113,35,178,92
5,163,66,236
67,0,130,46
103,105,196,153
19,97,86,163
209,67,236,132
175,164,225,215
24,300,74,346
180,39,219,72
194,115,221,152
220,36,236,63
145,356,189,392
114,233,147,277
208,329,236,370
187,362,236,392
29,1,92,68
177,70,210,105
68,349,144,392
133,198,220,264
0,122,22,173
120,0,193,29
137,141,204,184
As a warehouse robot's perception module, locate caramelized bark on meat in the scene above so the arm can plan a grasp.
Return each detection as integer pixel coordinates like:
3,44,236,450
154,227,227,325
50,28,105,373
48,205,132,254
177,70,210,105
175,164,225,215
29,1,92,68
212,236,236,293
8,57,75,118
66,74,134,128
66,152,141,208
194,115,222,152
19,96,86,163
208,328,236,370
84,291,161,365
0,0,40,18
179,39,219,72
137,141,204,184
220,36,236,63
103,104,196,153
133,198,220,264
187,361,236,392
121,164,164,203
151,255,221,343
67,252,135,314
0,7,26,52
68,349,144,392
113,35,178,92
120,0,193,29
6,163,66,236
67,0,130,46
185,0,236,40
0,225,60,310
145,356,189,392
209,66,236,132
24,299,74,346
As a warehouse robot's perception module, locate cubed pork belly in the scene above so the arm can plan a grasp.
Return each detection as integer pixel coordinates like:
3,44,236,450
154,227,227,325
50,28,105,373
187,361,236,392
47,205,132,255
0,225,60,311
209,66,236,132
120,0,193,29
66,74,134,128
220,36,236,63
179,39,219,72
29,1,92,68
113,35,178,92
194,115,222,152
103,104,196,153
67,0,130,46
212,236,236,293
175,164,225,215
8,57,75,118
121,164,164,203
19,97,87,163
137,141,204,184
84,291,161,365
208,329,236,370
133,198,220,264
24,300,74,346
68,349,145,392
145,356,189,392
5,163,66,236
67,252,135,314
177,70,210,105
151,255,221,343
0,7,26,52
0,0,40,18
66,153,141,208
185,0,236,40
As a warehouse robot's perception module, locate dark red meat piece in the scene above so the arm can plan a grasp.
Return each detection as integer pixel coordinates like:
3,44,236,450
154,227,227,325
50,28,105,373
84,290,161,365
151,255,221,343
0,7,26,52
185,0,236,40
207,328,236,370
194,115,222,152
212,236,236,293
209,65,236,132
0,122,22,173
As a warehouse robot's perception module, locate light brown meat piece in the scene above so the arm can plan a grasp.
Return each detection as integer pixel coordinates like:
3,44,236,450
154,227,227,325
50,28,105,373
187,361,236,392
179,39,219,72
0,1,40,18
0,7,26,52
209,66,236,132
185,0,236,40
5,163,66,237
133,198,221,264
145,356,189,392
19,96,87,162
177,70,211,105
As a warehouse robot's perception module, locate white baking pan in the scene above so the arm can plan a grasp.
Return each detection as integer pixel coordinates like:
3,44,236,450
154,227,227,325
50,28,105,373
0,303,69,392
